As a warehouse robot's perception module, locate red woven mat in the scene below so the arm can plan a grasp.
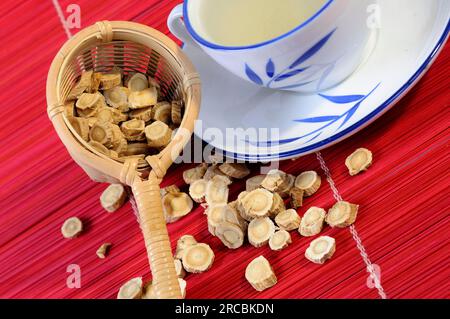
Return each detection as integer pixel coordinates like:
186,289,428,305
0,0,449,299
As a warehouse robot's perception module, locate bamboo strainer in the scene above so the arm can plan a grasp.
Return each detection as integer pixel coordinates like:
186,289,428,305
46,21,201,299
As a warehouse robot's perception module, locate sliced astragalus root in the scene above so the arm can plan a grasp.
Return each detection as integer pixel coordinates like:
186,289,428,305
160,184,180,196
183,163,208,184
145,121,172,148
326,201,359,228
117,277,143,299
121,119,145,141
269,192,285,218
215,222,245,249
68,70,93,99
182,243,215,273
294,171,321,196
205,176,229,205
240,189,273,220
269,230,292,251
129,106,153,122
275,209,301,231
299,207,326,237
61,217,83,239
96,243,112,259
246,174,265,192
162,191,193,223
261,170,289,192
203,165,232,183
224,204,248,231
277,174,295,198
189,179,207,203
171,100,183,125
126,73,148,92
174,259,186,278
103,86,129,111
345,148,373,176
206,204,227,235
152,101,172,123
289,187,304,209
99,71,122,90
175,235,197,259
218,163,250,179
248,217,275,247
68,117,90,141
245,256,277,291
129,87,157,109
305,236,336,264
89,120,113,147
100,184,127,212
75,92,102,111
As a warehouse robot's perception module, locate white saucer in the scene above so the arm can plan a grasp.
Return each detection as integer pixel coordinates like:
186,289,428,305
183,0,449,161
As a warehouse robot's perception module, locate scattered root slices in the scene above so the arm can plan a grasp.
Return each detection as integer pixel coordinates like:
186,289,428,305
299,207,326,237
248,217,275,247
183,163,208,184
275,209,301,231
326,201,359,228
61,217,83,238
175,234,197,259
189,179,207,203
182,243,215,273
129,106,153,122
174,259,186,278
121,119,145,141
127,73,148,92
218,163,250,179
117,277,143,299
96,243,112,259
269,230,292,251
129,87,157,109
240,189,273,219
206,204,227,236
205,176,229,206
345,148,373,176
305,236,336,264
289,187,304,209
261,169,289,192
99,71,122,90
269,192,285,218
245,256,277,291
100,184,127,212
145,120,172,148
162,192,193,223
246,174,266,192
89,120,113,147
215,222,245,249
103,86,129,111
152,102,172,123
294,171,321,196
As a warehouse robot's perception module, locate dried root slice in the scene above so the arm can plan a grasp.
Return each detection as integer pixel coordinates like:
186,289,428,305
206,204,227,235
68,70,94,99
275,209,301,231
183,163,208,184
68,117,90,141
218,163,250,179
127,73,148,92
89,120,113,147
289,187,304,209
88,141,110,155
248,217,275,247
76,92,103,110
96,243,112,259
174,258,186,278
305,236,336,264
189,179,207,203
235,191,249,221
64,101,75,119
277,174,295,198
269,230,292,251
224,204,248,231
246,174,265,192
122,143,148,157
205,175,229,206
100,184,127,212
110,124,127,154
181,243,214,273
345,148,373,176
99,71,122,90
103,86,130,111
162,192,193,223
175,235,197,259
171,100,183,125
215,222,244,249
326,201,359,228
61,217,83,239
299,207,326,237
145,121,172,148
117,277,143,299
129,87,157,109
295,171,321,196
240,189,273,220
161,184,181,196
245,256,277,292
203,165,232,184
269,192,285,218
152,101,172,123
129,106,153,122
121,119,145,141
261,169,289,193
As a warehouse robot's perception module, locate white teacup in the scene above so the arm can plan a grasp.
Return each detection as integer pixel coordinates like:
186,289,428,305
168,0,375,93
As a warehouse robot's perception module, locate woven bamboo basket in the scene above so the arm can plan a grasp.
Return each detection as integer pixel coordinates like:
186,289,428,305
46,21,201,299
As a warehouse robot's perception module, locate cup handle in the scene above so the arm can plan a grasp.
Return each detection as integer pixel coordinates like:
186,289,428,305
167,3,194,45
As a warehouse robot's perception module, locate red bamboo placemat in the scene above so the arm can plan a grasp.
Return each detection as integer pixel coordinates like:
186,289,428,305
0,0,448,299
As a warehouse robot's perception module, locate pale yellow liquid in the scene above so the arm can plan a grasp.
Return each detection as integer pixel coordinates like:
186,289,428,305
188,0,328,46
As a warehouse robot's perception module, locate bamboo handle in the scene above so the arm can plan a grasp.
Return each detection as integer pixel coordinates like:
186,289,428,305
132,178,181,299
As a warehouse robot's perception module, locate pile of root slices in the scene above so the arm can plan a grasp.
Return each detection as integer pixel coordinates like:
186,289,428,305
64,68,184,165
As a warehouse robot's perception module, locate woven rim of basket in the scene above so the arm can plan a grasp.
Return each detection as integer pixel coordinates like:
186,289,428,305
46,21,200,179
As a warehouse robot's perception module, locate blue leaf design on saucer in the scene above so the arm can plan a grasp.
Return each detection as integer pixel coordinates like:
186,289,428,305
245,64,263,85
274,67,310,82
319,94,365,104
266,59,275,78
294,115,341,123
